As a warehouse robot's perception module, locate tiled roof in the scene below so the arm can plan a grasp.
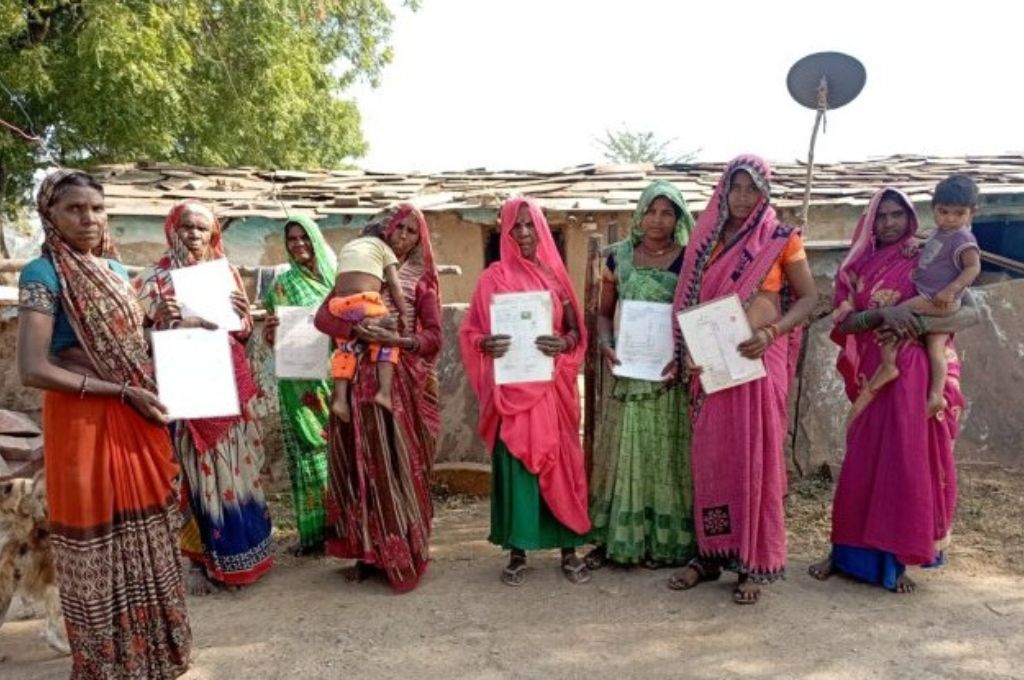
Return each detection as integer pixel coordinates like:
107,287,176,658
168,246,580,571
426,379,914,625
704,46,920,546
93,155,1024,219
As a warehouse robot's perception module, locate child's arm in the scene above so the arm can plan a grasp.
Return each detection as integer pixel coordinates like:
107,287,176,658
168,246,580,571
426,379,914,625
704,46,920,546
934,248,981,309
383,263,413,332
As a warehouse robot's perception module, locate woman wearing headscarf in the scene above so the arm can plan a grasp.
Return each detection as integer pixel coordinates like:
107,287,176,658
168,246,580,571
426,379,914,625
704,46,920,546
313,204,441,593
262,215,336,555
808,188,978,593
136,200,272,593
586,180,697,569
17,170,191,677
460,197,591,587
668,155,817,603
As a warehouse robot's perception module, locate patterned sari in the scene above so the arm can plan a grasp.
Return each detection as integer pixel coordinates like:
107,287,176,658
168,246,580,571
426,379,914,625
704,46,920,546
828,188,961,589
19,170,191,678
314,205,441,592
135,201,273,586
263,216,336,550
672,155,801,582
589,180,697,565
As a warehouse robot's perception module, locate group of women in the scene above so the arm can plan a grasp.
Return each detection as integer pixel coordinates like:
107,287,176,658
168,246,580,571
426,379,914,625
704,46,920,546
459,154,977,606
15,155,977,678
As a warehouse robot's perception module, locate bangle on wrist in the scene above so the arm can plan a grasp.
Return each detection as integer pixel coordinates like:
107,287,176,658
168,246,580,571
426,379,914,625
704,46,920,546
120,382,129,403
78,374,89,399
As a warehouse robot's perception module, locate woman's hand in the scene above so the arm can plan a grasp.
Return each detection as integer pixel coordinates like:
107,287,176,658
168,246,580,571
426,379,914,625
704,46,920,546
479,334,512,358
263,313,279,346
683,354,703,378
230,290,250,319
660,357,680,383
737,328,772,360
176,317,218,330
154,296,182,326
356,317,401,346
601,345,620,370
535,334,567,357
125,386,170,425
875,306,920,344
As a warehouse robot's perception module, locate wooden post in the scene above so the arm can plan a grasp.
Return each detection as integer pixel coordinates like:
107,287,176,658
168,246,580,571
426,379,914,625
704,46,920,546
582,233,606,480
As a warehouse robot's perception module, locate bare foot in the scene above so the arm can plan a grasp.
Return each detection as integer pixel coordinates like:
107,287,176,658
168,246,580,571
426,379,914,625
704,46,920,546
808,557,835,581
186,566,218,597
927,392,947,418
331,398,351,423
374,392,393,412
342,560,374,583
667,558,722,591
869,363,900,392
894,573,917,594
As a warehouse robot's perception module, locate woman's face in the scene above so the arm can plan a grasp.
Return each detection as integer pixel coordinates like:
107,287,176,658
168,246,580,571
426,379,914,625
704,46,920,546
874,197,911,245
176,210,214,258
726,170,762,223
510,205,538,261
285,224,314,266
49,185,106,253
640,196,677,242
387,214,421,259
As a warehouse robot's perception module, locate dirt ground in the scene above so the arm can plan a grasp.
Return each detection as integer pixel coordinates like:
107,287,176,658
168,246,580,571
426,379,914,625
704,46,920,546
2,465,1023,680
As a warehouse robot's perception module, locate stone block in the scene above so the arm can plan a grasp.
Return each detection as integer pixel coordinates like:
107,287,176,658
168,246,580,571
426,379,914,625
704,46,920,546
436,304,488,465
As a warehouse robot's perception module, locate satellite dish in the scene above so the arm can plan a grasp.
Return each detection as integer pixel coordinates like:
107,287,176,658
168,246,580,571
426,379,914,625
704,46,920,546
786,52,867,225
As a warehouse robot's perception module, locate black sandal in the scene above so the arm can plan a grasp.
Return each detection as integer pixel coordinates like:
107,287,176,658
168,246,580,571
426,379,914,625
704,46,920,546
561,554,592,585
583,545,608,570
501,554,527,587
667,558,722,591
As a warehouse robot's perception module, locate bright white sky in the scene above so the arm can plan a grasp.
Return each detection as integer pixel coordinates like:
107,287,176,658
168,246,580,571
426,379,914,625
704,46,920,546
349,0,1020,173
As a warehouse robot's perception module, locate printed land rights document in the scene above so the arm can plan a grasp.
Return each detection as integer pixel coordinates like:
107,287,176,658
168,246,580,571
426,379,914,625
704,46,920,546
274,306,330,379
152,328,240,419
675,293,766,394
613,300,674,382
490,291,554,385
169,258,243,332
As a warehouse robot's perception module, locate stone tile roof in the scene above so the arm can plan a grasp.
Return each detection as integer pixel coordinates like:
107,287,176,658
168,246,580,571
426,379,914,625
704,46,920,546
92,155,1024,219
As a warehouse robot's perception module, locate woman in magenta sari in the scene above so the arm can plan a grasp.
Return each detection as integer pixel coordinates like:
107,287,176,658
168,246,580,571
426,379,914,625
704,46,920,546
314,204,440,593
460,197,591,587
668,155,817,604
809,188,978,593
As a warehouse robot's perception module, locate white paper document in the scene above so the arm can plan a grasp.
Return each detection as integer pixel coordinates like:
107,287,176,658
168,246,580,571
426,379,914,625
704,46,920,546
675,293,766,394
613,301,675,382
490,291,554,385
152,328,241,419
274,306,330,380
169,258,243,332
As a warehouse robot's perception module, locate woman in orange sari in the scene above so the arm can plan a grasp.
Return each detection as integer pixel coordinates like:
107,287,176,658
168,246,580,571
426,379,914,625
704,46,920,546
17,170,191,678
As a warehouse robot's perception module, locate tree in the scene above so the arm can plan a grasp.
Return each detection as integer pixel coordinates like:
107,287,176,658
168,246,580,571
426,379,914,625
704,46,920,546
0,0,415,215
594,126,698,165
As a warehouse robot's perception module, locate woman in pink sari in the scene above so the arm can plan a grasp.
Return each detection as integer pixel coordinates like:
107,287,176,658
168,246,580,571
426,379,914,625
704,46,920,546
460,197,591,587
809,188,979,593
668,155,817,604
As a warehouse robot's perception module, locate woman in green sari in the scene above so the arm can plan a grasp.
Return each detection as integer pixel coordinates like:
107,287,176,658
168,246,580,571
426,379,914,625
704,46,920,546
586,180,698,569
263,215,337,554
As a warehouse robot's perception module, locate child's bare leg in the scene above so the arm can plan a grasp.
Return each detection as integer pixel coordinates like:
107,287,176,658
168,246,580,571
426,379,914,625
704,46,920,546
331,379,351,422
925,333,950,417
374,362,394,412
849,342,899,421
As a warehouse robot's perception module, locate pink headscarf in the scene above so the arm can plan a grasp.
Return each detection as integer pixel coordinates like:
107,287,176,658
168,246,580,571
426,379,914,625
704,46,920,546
459,197,590,535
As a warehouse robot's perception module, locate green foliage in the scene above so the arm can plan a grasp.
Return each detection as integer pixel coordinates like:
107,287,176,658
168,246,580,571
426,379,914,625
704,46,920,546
595,126,698,165
0,0,411,210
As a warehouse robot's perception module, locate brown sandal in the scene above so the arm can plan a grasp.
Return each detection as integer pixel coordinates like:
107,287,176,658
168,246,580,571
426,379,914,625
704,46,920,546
667,558,722,591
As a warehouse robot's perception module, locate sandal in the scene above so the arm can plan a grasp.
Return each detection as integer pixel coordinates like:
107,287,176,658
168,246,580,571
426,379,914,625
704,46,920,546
667,558,722,591
561,554,592,585
501,556,527,587
733,577,760,605
583,545,608,570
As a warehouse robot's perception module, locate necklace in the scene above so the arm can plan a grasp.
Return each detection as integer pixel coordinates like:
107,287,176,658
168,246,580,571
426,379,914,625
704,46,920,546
641,240,673,256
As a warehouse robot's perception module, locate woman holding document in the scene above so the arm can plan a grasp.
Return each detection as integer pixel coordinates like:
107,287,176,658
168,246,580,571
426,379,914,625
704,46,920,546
668,155,817,604
586,180,698,569
313,204,440,593
17,170,191,677
460,197,591,587
262,215,336,555
136,200,273,593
